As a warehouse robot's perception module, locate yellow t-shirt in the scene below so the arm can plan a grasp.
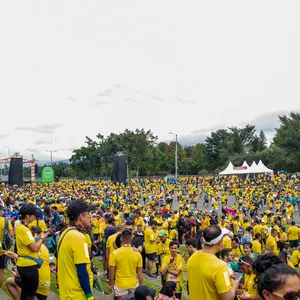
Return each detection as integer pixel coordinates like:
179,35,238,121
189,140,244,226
157,239,171,262
266,236,279,254
251,240,262,255
253,224,262,235
161,254,184,293
134,217,145,230
91,219,99,234
187,251,232,300
144,227,158,254
28,219,47,232
169,229,178,241
106,232,119,256
222,235,232,249
288,226,299,241
57,228,93,299
244,273,257,296
16,223,39,267
37,244,51,296
289,250,300,267
232,246,244,258
109,246,142,289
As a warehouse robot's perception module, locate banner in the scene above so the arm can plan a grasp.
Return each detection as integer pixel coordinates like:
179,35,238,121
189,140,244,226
233,166,247,170
41,167,54,183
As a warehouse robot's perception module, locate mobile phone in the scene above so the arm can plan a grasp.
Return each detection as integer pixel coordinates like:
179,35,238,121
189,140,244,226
234,272,243,281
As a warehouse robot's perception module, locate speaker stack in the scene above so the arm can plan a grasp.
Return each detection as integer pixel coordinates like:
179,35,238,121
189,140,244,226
111,152,127,184
8,157,23,186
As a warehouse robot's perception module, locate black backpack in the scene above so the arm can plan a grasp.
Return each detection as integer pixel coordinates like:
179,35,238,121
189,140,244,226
2,219,13,250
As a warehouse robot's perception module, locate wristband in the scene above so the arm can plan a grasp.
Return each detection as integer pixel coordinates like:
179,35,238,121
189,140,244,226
86,293,94,299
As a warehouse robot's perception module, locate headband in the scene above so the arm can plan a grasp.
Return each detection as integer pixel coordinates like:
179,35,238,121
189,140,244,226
203,230,224,245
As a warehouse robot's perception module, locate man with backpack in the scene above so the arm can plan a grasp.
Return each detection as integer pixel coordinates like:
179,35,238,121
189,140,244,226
0,205,14,288
57,200,95,300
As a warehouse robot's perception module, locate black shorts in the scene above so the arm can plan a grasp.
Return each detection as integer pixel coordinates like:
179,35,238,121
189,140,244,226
146,253,157,261
15,277,22,287
0,255,6,269
289,240,299,248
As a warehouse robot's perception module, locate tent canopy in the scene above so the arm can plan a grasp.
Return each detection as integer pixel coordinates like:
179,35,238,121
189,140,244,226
219,160,273,175
219,162,234,175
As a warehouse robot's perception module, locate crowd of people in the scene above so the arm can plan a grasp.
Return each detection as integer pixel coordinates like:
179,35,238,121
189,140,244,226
0,172,299,299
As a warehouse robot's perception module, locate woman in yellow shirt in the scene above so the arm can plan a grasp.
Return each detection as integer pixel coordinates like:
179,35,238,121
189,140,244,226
238,256,259,299
15,204,49,300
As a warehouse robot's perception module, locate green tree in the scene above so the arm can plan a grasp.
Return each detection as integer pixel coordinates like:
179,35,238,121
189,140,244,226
272,112,300,172
205,129,230,172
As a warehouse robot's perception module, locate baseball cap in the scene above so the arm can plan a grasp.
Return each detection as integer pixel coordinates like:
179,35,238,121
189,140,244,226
134,285,156,300
158,230,167,237
237,229,243,234
19,204,41,218
66,199,95,217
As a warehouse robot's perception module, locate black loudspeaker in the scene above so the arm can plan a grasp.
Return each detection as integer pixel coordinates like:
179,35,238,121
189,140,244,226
111,153,127,184
9,158,23,186
35,163,39,174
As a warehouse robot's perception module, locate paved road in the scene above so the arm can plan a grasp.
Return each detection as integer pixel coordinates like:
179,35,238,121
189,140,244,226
171,192,300,223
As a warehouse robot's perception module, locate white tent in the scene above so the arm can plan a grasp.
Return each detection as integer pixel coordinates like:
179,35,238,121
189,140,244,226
249,161,259,173
219,162,234,175
219,160,273,175
239,160,250,174
257,160,274,175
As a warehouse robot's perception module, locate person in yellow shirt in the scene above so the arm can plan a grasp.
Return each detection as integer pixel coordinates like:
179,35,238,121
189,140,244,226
161,215,169,236
253,221,262,236
144,221,158,278
134,211,145,230
238,256,258,298
106,224,124,263
0,207,14,288
222,230,233,249
169,228,178,242
30,226,51,299
201,214,211,230
16,204,49,300
156,230,171,284
187,225,241,300
28,218,47,232
108,229,143,299
251,233,262,255
232,237,244,258
90,214,100,241
161,241,184,299
289,247,300,267
287,221,300,249
57,200,94,300
5,226,51,300
266,229,279,255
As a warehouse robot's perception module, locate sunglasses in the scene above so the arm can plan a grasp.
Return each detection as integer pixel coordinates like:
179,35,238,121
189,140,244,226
238,258,251,266
273,291,300,300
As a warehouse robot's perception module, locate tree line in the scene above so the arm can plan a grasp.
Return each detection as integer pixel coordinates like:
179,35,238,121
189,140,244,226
51,112,300,178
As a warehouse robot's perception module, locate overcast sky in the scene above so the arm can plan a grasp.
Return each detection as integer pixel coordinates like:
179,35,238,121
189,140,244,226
0,1,299,162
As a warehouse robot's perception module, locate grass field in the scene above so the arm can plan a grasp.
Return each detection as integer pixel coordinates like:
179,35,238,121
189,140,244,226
0,246,190,299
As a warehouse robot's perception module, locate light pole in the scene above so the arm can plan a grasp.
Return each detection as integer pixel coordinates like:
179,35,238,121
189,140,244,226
169,132,178,180
46,138,58,167
4,146,10,157
45,149,57,167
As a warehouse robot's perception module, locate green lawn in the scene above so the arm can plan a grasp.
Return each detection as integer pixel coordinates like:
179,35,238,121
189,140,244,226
1,247,190,299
